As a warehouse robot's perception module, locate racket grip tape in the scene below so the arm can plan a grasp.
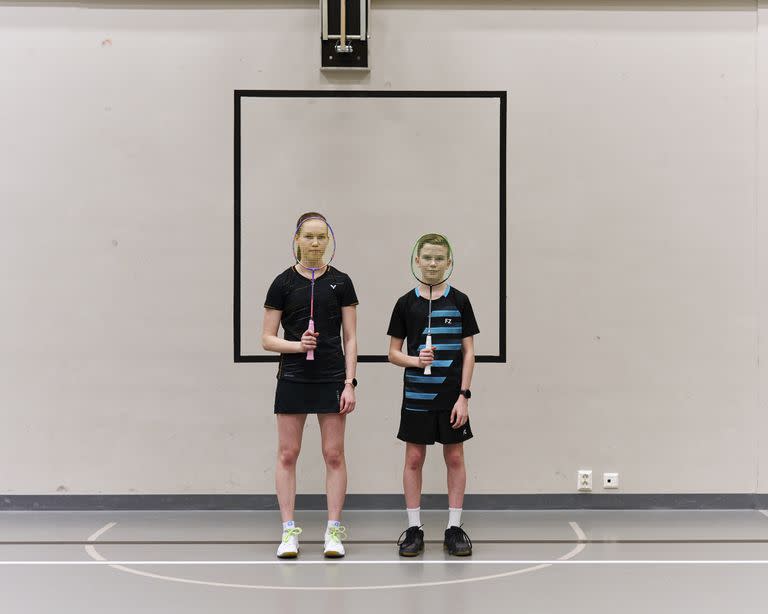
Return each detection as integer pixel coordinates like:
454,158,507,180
424,334,432,375
306,319,315,361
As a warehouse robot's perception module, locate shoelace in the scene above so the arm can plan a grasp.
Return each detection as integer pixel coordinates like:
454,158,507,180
397,525,423,546
447,524,472,549
282,527,303,543
326,525,347,544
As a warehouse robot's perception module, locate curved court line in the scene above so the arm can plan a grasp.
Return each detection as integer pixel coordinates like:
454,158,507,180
83,521,585,591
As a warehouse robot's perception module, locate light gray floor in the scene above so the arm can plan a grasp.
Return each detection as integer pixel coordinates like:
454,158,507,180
1,510,767,613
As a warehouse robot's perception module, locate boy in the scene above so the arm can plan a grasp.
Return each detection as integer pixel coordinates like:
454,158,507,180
387,233,479,557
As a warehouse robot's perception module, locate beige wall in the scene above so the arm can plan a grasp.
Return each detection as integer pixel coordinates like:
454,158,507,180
0,1,764,495
758,0,768,495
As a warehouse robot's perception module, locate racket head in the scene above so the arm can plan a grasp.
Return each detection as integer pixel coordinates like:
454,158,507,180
292,216,336,272
410,233,454,287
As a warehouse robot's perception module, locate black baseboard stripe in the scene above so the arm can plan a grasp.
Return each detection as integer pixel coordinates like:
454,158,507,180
1,494,767,511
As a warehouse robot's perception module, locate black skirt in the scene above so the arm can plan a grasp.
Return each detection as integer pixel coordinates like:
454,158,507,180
274,380,344,414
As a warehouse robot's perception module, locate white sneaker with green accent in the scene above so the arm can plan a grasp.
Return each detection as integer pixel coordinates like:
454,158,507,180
324,525,347,558
276,526,302,559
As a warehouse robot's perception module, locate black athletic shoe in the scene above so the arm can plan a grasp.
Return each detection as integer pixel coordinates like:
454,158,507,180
397,526,425,557
444,525,473,556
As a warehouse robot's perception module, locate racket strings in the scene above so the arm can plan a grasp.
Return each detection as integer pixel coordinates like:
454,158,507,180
292,217,337,362
293,218,336,273
410,233,454,289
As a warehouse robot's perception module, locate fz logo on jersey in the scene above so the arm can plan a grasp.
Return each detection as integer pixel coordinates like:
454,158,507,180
444,318,452,324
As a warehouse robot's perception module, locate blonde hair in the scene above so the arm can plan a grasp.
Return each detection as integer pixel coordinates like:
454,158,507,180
416,233,451,258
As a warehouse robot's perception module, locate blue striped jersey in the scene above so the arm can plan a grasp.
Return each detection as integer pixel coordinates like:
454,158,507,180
387,286,479,412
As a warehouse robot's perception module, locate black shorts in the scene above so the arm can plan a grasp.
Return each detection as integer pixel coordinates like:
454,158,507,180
397,408,473,445
274,380,344,414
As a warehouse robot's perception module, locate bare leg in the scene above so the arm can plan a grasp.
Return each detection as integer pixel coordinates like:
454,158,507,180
275,414,307,523
443,443,466,509
403,443,427,510
318,413,347,521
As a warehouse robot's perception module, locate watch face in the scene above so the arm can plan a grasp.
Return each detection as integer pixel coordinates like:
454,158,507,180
352,378,358,388
462,389,472,399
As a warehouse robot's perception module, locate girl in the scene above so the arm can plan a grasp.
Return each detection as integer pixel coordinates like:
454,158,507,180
262,212,358,559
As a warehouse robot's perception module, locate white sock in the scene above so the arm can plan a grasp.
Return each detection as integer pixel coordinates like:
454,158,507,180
282,520,295,532
326,520,341,533
448,508,462,529
407,507,421,528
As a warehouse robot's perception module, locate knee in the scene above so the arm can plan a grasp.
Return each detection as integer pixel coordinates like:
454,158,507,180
405,449,426,472
444,447,464,471
278,446,300,468
323,447,345,470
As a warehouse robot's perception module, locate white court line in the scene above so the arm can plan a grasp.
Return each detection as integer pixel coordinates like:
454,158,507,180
5,560,768,566
759,510,768,519
81,521,586,590
570,520,586,541
87,522,117,542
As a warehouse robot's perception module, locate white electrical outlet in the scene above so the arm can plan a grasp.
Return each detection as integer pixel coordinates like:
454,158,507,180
577,470,592,492
603,472,619,489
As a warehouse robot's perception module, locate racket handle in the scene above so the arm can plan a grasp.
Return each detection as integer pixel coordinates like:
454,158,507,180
306,319,315,361
424,334,432,375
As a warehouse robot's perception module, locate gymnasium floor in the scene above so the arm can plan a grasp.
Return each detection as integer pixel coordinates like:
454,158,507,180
1,510,767,613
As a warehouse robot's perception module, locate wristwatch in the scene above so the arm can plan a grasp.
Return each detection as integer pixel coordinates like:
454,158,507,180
344,378,358,388
459,389,472,399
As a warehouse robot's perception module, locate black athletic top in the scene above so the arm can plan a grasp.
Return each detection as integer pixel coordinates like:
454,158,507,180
387,286,479,412
264,266,358,383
